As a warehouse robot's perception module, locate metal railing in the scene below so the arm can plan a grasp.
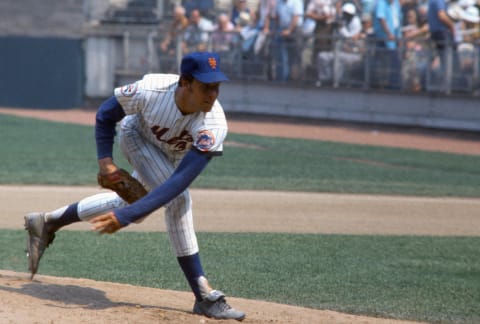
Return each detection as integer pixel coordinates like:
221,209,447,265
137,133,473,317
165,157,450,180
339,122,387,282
113,29,480,96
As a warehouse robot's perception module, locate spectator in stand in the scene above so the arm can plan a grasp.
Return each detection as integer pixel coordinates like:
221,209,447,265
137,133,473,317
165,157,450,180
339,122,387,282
458,5,480,43
361,0,375,17
257,0,277,33
450,4,480,77
427,0,457,81
211,13,238,54
372,0,402,51
214,12,236,33
401,7,430,91
361,12,374,36
229,6,271,75
335,0,362,19
236,11,259,53
182,9,214,54
316,3,364,86
402,8,429,49
417,3,429,27
270,0,304,82
231,0,252,30
253,0,277,78
253,0,277,62
160,5,189,56
401,0,419,24
372,0,403,88
305,0,337,60
182,0,216,20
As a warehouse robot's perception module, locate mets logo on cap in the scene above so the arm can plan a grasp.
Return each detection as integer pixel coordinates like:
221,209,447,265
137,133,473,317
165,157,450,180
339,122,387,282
195,130,215,151
208,57,217,70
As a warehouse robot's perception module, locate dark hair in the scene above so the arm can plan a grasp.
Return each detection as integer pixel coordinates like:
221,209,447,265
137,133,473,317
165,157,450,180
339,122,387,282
178,74,194,87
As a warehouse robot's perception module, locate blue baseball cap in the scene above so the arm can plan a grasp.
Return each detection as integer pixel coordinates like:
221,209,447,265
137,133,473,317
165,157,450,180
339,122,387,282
180,52,229,83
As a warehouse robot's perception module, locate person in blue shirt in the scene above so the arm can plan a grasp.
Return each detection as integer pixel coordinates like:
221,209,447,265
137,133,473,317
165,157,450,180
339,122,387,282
427,0,457,82
271,0,304,82
372,0,402,49
372,0,403,88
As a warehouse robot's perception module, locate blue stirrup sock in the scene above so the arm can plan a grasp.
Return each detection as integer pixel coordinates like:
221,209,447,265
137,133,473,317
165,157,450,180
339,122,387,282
177,253,207,301
45,202,80,232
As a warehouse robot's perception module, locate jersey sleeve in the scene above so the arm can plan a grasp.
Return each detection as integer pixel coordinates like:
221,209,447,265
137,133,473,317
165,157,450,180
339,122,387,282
192,128,227,155
114,81,144,114
191,102,228,155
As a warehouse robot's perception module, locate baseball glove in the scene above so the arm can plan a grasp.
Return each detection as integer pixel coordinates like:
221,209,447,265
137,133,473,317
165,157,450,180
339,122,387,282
97,169,148,204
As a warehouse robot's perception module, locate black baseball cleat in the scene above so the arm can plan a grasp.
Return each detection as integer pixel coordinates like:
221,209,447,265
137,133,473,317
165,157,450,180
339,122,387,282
193,290,245,321
24,212,55,280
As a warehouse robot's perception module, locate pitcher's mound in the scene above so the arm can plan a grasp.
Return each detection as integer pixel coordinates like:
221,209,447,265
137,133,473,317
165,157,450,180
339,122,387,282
0,270,424,324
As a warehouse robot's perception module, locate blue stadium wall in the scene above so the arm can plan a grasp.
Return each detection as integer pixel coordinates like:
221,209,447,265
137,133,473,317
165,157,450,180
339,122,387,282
0,36,84,109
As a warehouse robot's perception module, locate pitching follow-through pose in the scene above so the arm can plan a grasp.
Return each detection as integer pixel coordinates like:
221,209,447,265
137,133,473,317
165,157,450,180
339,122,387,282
24,52,245,321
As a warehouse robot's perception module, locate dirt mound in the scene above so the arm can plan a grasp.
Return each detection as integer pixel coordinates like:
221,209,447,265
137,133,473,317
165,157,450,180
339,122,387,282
0,270,424,324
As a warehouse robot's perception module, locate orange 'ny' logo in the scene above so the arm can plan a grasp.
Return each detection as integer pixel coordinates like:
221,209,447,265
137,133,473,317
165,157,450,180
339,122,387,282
208,57,217,70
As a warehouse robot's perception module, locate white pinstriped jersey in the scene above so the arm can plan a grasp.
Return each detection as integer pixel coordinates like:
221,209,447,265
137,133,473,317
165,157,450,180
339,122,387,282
114,74,228,157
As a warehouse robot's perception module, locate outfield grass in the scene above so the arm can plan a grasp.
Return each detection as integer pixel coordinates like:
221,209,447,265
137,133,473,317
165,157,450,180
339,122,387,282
1,114,480,323
1,114,480,197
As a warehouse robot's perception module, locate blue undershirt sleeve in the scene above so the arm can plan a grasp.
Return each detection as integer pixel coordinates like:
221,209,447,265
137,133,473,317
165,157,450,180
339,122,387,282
95,96,126,159
113,148,212,226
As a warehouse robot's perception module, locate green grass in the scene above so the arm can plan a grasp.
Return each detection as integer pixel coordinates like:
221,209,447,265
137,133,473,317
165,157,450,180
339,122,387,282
1,230,479,324
1,114,480,323
1,114,480,197
207,133,480,196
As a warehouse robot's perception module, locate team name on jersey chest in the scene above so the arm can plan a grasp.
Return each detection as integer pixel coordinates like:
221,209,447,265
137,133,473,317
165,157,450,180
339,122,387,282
150,125,193,151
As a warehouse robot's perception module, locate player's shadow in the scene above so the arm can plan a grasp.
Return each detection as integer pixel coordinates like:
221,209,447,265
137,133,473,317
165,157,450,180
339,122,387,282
0,279,187,314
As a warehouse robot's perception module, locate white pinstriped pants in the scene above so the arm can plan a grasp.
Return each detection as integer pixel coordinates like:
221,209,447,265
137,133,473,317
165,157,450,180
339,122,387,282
77,115,199,257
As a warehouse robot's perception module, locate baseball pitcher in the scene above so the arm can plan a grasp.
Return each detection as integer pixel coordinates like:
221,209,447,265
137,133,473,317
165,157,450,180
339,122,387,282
24,52,245,321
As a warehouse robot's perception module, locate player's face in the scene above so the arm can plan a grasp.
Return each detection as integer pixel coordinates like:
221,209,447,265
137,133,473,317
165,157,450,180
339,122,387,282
189,79,221,113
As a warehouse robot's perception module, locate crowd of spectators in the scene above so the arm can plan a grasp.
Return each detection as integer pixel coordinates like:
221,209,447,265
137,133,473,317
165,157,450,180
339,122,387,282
156,0,480,91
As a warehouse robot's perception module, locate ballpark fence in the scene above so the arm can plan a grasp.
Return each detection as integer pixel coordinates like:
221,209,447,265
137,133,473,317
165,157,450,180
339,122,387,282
84,24,480,97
